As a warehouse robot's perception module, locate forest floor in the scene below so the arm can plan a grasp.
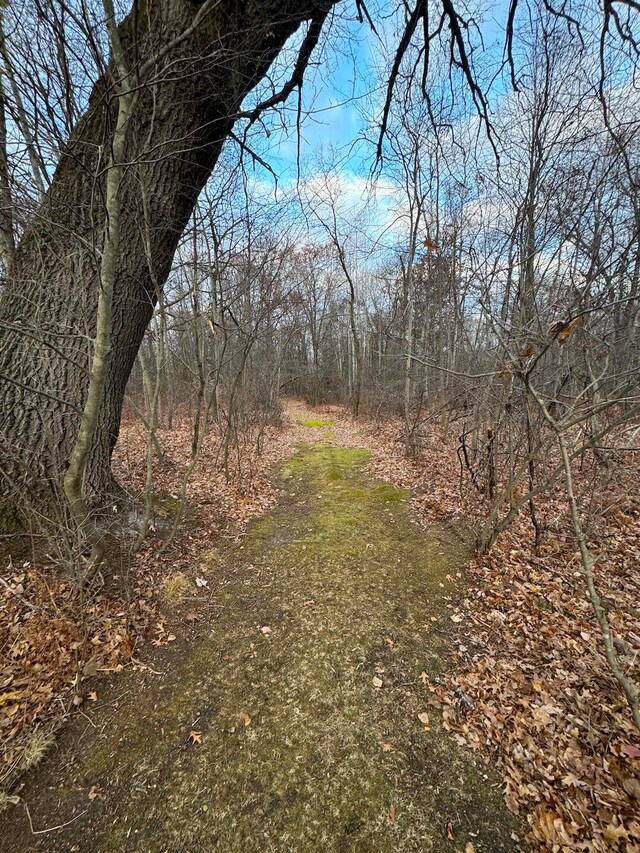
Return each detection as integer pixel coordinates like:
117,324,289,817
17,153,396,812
2,401,639,851
0,408,520,852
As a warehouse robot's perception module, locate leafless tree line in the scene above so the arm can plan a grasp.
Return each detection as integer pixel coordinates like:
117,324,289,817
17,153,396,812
119,10,640,722
0,0,637,719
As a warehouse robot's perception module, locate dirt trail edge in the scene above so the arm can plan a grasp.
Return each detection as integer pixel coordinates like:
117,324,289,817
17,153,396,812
2,442,520,853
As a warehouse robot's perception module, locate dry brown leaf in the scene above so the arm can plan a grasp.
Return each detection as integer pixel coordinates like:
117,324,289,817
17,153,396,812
622,777,640,800
82,654,104,679
603,822,630,843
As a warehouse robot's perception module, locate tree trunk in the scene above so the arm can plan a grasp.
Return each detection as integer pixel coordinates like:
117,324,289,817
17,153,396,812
0,0,332,510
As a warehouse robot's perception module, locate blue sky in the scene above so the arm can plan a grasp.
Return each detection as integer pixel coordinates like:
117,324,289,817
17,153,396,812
258,11,373,181
248,0,511,185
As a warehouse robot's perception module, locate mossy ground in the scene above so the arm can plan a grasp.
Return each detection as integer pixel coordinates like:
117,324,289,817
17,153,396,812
2,443,519,853
150,491,183,517
296,417,336,428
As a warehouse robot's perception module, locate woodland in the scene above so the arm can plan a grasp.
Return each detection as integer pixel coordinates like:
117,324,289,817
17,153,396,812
0,0,639,851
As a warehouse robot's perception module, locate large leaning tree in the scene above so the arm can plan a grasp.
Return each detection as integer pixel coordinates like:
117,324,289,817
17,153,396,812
0,0,336,515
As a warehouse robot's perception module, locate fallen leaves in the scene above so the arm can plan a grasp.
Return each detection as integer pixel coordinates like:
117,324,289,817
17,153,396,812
356,409,640,851
623,777,640,799
0,559,161,791
1,411,302,795
4,401,639,852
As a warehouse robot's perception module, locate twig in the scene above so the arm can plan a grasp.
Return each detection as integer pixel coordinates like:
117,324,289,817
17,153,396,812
130,657,164,676
24,801,88,835
0,576,39,611
77,708,97,728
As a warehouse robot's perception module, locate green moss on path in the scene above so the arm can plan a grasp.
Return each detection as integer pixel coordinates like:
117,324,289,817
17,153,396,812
2,443,519,853
296,417,336,428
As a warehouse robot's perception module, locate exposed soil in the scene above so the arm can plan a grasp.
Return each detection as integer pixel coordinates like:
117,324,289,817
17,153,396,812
0,430,521,852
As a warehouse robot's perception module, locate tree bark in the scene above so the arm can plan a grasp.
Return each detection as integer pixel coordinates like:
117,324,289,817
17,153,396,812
0,0,333,510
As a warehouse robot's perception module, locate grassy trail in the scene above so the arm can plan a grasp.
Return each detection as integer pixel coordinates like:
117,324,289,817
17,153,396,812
2,435,518,852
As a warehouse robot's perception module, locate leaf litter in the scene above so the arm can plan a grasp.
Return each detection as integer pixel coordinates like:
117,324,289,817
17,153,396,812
0,411,517,852
1,399,638,851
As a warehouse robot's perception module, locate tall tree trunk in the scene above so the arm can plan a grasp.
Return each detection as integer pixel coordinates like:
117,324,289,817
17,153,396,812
0,0,332,511
0,51,14,272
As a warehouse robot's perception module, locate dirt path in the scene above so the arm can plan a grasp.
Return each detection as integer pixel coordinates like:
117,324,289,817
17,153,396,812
2,428,520,852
